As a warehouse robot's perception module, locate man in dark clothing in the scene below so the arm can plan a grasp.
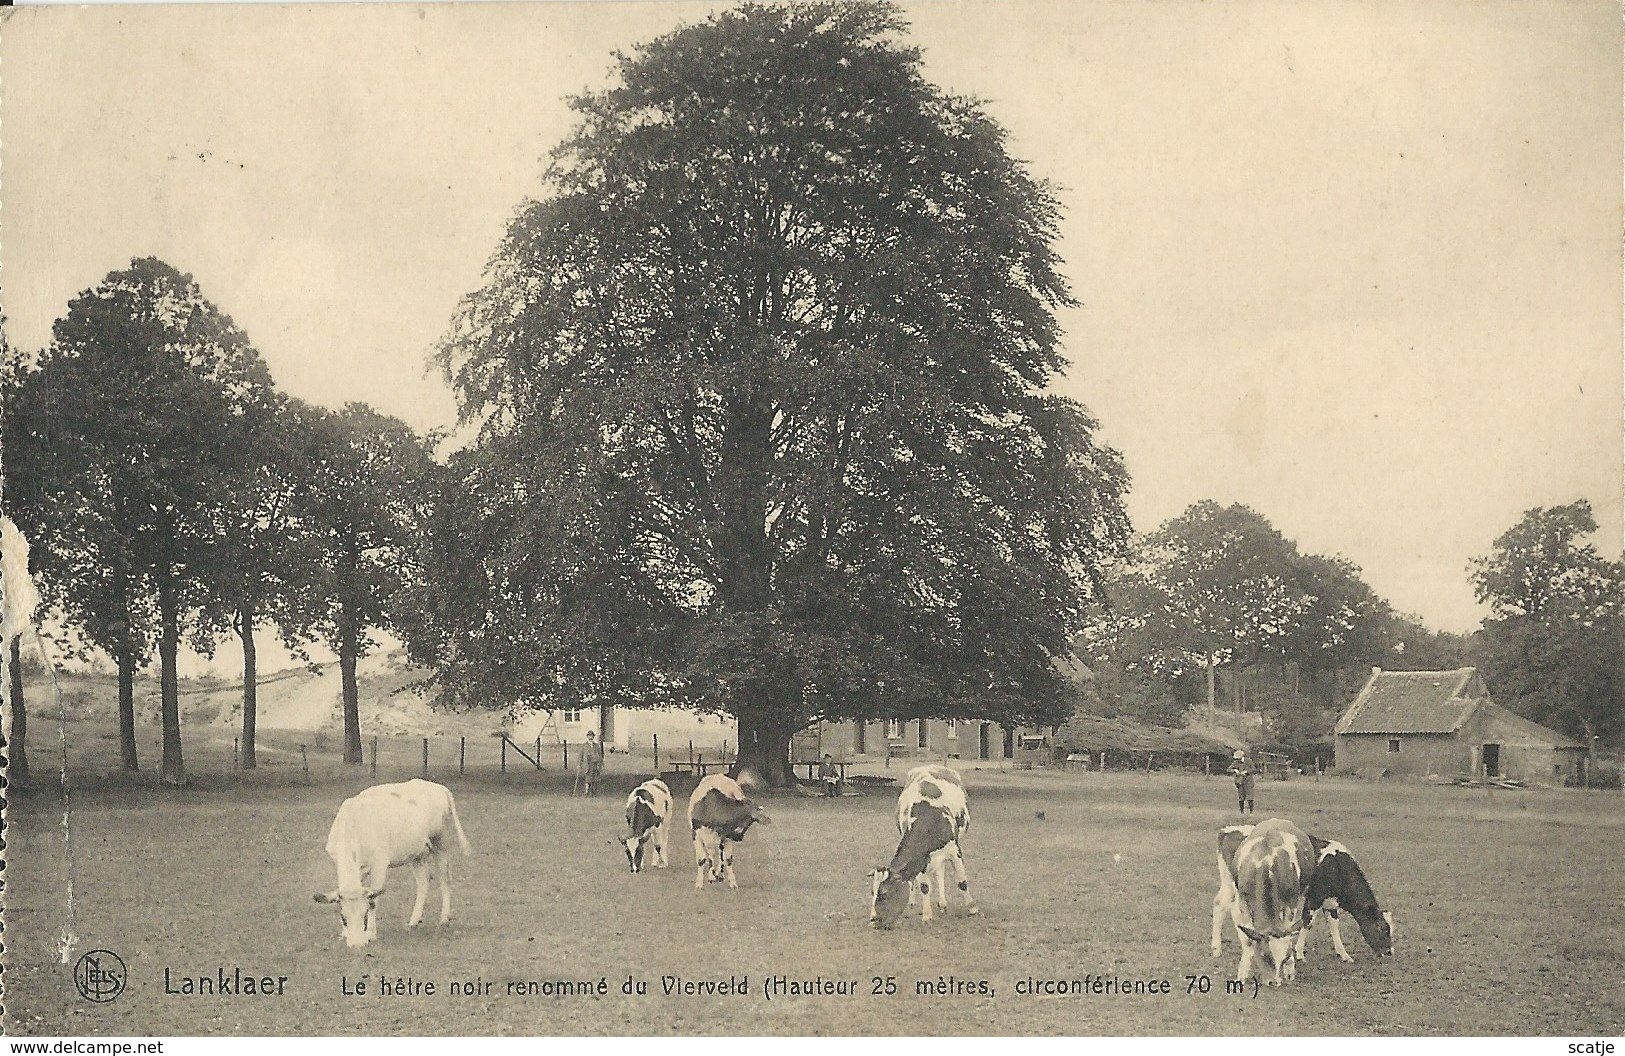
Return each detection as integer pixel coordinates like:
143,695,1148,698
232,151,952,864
1229,750,1257,814
818,754,842,797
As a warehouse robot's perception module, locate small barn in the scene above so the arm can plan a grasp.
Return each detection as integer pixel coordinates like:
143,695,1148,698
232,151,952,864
1334,667,1587,784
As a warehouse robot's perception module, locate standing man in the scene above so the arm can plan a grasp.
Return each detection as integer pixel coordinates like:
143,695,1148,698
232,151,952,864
1228,749,1257,815
577,729,605,797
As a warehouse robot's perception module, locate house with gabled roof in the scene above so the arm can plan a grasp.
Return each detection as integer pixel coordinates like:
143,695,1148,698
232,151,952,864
1334,667,1588,783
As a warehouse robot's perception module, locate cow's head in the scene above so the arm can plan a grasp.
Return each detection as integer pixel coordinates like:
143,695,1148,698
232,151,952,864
313,887,380,948
868,866,911,929
1239,919,1306,985
1359,910,1395,956
616,831,654,873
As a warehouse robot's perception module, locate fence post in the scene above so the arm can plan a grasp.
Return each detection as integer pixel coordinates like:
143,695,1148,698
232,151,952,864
536,736,542,768
370,736,378,778
501,737,507,773
654,733,660,772
233,737,239,768
460,736,466,775
1146,753,1153,778
300,744,310,784
689,740,694,767
422,737,429,776
563,740,570,771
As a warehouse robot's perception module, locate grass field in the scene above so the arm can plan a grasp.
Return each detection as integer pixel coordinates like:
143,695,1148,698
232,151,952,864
4,766,1622,1036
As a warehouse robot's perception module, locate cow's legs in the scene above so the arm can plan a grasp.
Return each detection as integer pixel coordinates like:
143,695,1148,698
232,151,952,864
918,874,934,923
1294,909,1317,961
407,859,430,927
932,854,950,909
950,847,979,915
693,834,707,889
1211,891,1230,958
653,822,669,868
435,849,453,925
721,841,739,889
1236,940,1255,984
1328,913,1352,962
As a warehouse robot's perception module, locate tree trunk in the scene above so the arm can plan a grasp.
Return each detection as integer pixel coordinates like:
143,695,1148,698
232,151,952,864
158,572,185,785
239,607,257,770
734,704,795,788
7,635,28,785
117,636,139,771
339,605,362,765
1206,651,1216,710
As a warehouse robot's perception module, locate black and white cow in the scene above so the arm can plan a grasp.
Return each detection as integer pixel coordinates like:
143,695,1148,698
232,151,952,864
616,778,672,873
313,779,470,948
1296,836,1396,961
688,773,771,889
1212,824,1395,964
1212,818,1316,986
868,764,978,928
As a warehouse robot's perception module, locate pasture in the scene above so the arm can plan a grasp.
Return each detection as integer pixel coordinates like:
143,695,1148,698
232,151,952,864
4,767,1621,1036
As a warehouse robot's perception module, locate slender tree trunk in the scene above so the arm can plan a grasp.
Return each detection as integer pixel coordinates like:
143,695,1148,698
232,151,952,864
339,604,362,765
158,572,185,785
239,607,257,770
7,635,28,785
1206,650,1216,710
117,636,139,771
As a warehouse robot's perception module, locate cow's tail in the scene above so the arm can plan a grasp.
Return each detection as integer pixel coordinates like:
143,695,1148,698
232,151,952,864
446,789,471,854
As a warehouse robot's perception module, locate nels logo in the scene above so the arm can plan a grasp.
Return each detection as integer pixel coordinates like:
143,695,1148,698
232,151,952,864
74,949,127,1003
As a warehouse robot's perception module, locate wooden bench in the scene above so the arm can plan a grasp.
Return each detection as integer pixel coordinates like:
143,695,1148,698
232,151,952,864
662,758,731,780
794,761,848,783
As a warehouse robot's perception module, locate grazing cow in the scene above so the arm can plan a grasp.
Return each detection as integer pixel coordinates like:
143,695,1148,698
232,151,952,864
313,779,470,948
687,774,771,889
869,764,978,928
1212,818,1315,985
618,778,672,873
1211,825,1396,964
1295,837,1395,961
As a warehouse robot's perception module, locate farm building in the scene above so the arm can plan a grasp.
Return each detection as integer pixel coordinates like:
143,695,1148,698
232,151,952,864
1334,667,1587,783
797,717,1044,766
509,704,736,755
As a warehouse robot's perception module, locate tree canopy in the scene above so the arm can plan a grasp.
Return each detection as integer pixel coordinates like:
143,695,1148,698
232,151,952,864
1470,501,1623,745
7,258,276,781
1082,501,1393,711
422,0,1131,780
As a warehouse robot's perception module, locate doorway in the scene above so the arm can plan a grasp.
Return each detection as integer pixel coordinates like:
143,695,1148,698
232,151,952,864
855,721,866,755
979,723,990,761
1482,743,1500,778
1003,726,1015,759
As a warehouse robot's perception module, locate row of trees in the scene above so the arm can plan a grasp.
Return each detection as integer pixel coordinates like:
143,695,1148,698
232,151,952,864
2,260,434,783
1078,498,1622,752
3,3,1136,787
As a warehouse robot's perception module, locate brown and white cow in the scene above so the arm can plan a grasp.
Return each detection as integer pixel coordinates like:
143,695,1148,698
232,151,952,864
618,778,672,873
1211,818,1315,986
1212,825,1395,965
869,764,978,928
313,779,470,948
687,773,771,889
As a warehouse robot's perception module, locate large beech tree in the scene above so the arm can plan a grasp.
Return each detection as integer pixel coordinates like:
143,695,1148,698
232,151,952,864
425,1,1130,784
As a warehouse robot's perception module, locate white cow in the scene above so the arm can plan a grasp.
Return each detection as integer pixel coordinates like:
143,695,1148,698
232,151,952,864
313,779,470,948
869,764,977,928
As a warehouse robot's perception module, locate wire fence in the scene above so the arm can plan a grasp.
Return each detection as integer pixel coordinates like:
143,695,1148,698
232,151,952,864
9,721,738,791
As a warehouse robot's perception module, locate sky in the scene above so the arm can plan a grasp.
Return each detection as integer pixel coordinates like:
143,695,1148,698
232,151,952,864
2,0,1620,674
